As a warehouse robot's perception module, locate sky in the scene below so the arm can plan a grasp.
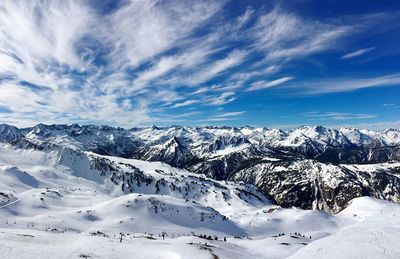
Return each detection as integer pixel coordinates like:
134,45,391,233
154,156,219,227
0,0,399,129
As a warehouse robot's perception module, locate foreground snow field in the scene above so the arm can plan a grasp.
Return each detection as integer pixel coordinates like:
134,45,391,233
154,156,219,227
0,143,399,258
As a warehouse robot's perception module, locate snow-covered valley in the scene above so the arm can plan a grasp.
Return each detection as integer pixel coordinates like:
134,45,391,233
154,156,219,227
1,142,400,258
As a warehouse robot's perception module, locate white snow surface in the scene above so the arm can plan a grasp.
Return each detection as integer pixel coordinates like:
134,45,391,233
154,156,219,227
288,197,400,259
0,143,399,258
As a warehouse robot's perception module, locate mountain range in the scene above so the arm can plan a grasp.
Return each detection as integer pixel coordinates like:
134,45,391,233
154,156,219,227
1,123,399,213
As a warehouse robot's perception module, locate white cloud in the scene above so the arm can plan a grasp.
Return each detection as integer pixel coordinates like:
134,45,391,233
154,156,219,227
267,27,351,60
172,100,199,108
383,103,400,108
237,8,254,28
131,56,182,91
105,0,223,69
0,1,94,68
383,103,395,107
246,77,293,91
206,117,238,122
0,83,47,114
187,50,248,85
252,8,353,60
212,111,246,118
266,65,280,73
0,0,95,92
297,73,400,94
171,111,201,119
300,111,376,120
230,65,280,82
342,47,375,59
190,87,210,95
207,92,236,106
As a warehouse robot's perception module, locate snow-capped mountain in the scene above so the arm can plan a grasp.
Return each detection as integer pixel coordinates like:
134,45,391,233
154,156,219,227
1,123,400,213
0,124,22,142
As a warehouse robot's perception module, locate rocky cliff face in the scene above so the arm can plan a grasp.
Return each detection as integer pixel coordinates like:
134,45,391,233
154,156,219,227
231,159,400,213
1,123,400,213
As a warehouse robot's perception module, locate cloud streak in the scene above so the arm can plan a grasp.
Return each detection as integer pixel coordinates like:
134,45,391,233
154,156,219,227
172,100,199,108
300,111,376,120
293,74,400,94
246,77,293,91
341,47,375,59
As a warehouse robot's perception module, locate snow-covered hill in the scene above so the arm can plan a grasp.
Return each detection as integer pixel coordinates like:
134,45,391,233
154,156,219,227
288,197,400,259
0,142,399,258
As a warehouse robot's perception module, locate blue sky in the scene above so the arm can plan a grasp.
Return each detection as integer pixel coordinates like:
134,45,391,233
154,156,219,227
0,0,399,129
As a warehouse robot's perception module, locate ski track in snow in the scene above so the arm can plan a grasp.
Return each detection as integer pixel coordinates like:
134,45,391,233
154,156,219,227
0,198,21,209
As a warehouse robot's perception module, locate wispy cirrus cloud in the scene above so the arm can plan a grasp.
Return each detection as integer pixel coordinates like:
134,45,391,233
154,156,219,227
252,8,354,61
383,103,400,108
172,100,199,108
204,111,246,123
212,111,246,118
292,73,400,94
341,47,375,59
104,0,223,70
300,111,376,120
185,50,249,86
246,77,293,91
207,92,237,106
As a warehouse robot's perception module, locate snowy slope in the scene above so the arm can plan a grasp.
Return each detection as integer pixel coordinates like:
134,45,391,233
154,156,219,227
1,143,400,258
289,197,400,259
